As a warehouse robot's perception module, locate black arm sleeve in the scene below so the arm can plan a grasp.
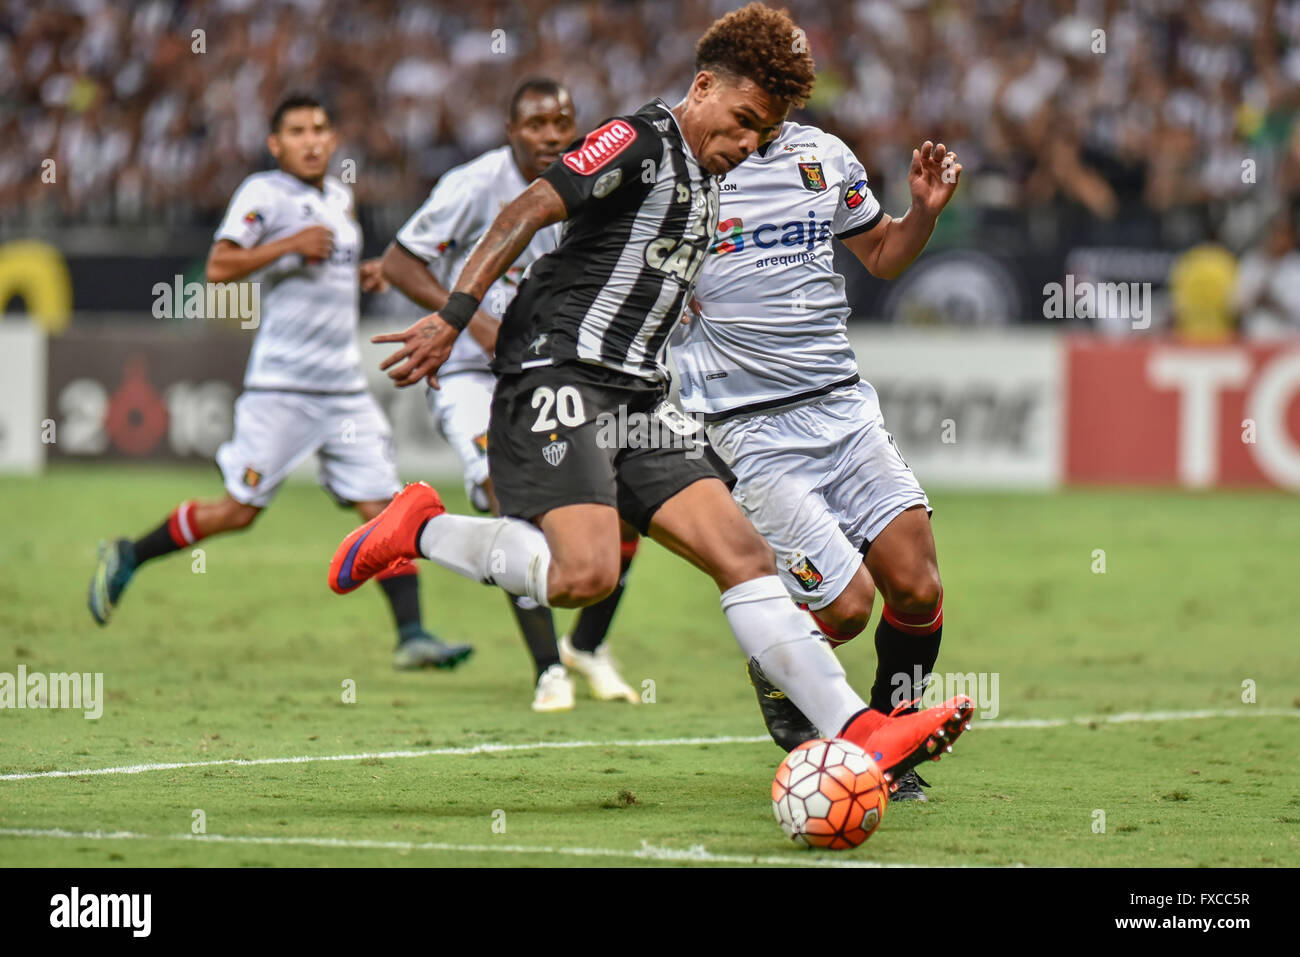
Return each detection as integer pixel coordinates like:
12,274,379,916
539,114,663,218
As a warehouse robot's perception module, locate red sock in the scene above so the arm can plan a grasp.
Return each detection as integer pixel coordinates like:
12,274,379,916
882,598,943,635
166,500,202,547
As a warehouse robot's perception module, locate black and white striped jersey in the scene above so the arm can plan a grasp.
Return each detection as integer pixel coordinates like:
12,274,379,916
493,99,719,383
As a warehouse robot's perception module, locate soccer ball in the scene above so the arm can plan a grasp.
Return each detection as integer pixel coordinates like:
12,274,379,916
771,738,888,849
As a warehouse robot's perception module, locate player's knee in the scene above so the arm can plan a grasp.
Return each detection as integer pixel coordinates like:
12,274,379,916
821,589,874,638
886,570,942,616
225,502,261,531
552,562,620,607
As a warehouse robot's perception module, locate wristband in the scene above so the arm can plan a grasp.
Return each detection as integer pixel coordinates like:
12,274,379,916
439,292,480,332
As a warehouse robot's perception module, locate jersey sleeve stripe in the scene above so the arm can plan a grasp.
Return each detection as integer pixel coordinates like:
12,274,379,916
834,206,884,240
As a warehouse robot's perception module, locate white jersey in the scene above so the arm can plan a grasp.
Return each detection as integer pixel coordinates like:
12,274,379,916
673,122,883,419
215,170,365,393
394,145,561,377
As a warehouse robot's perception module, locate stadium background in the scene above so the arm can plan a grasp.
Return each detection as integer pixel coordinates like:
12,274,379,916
0,0,1298,874
2,0,1299,488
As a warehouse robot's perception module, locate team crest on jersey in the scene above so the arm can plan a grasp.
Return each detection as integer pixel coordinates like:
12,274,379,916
243,467,262,488
845,180,869,209
562,119,637,175
788,553,823,592
798,162,827,192
472,432,488,456
542,440,568,467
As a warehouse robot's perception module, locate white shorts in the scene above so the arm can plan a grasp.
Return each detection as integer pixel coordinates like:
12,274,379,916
706,381,929,611
427,371,494,512
216,390,401,509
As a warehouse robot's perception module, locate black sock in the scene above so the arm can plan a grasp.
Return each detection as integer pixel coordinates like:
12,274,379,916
379,573,422,640
506,592,559,679
869,617,942,714
131,520,182,566
571,558,631,653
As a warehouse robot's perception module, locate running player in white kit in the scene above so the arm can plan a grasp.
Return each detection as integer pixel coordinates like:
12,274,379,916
379,79,639,712
87,94,472,671
674,122,962,800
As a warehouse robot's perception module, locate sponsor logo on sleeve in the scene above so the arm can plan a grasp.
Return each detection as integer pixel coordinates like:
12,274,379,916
845,179,869,209
242,210,263,227
562,119,637,175
798,162,827,192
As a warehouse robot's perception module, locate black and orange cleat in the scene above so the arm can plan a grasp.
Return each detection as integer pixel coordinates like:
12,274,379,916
329,482,444,595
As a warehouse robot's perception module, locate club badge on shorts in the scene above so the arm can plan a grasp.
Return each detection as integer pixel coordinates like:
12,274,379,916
542,439,568,467
243,467,262,488
788,553,823,592
798,161,827,192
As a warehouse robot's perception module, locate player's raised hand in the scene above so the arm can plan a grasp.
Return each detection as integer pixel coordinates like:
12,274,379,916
372,313,458,389
292,224,335,263
908,141,962,218
358,258,389,293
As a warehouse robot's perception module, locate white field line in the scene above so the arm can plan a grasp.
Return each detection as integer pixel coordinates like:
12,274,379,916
0,828,918,868
2,708,1296,783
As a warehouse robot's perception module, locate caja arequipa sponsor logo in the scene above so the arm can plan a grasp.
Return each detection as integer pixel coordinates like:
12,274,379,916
708,213,833,255
561,119,637,175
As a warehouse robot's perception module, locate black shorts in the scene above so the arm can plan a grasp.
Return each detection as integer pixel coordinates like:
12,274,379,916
488,361,734,533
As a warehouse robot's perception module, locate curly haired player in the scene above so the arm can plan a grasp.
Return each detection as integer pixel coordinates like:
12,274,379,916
329,3,972,790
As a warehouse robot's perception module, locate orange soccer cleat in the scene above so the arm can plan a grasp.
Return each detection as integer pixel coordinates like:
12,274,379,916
328,482,445,595
841,695,973,791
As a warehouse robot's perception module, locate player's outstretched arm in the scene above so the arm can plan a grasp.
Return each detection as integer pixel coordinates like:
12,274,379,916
374,178,567,388
840,140,962,280
205,227,334,283
378,242,502,357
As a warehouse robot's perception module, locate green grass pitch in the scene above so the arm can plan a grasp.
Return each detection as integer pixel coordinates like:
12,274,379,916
1,466,1297,867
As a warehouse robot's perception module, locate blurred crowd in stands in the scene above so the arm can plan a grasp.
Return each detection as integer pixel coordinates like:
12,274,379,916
2,0,1298,334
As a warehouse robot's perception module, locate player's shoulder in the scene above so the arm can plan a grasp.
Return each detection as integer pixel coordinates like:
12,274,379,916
445,145,515,185
780,122,854,161
559,105,665,175
233,169,290,196
323,175,352,200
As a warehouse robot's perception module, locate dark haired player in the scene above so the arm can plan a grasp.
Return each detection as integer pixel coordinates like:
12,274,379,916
330,4,972,788
380,79,640,711
88,95,471,671
676,119,964,799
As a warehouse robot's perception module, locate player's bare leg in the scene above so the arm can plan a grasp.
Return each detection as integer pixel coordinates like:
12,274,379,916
353,498,472,671
806,565,877,646
645,478,970,787
88,493,261,625
559,519,642,703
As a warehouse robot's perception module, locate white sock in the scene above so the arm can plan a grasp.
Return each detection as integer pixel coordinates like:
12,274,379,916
720,575,866,736
417,514,551,606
